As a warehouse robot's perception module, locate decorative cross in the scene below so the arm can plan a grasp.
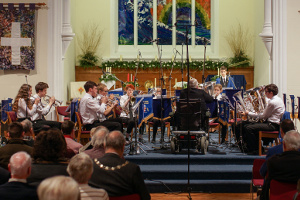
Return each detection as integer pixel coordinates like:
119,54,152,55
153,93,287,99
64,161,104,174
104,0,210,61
1,22,32,65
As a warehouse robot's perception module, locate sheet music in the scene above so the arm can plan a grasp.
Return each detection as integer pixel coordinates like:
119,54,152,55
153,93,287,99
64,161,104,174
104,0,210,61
132,97,144,113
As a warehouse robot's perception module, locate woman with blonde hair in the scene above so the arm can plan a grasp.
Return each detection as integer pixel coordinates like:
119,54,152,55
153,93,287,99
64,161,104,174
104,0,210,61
12,84,39,122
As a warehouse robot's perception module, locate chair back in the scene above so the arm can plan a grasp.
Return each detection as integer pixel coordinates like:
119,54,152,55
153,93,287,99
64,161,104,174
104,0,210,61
109,194,140,200
55,106,69,122
270,179,297,200
6,111,17,124
252,159,265,179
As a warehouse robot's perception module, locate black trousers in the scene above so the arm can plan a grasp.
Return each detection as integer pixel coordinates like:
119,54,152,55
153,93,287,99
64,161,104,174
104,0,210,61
32,119,62,134
85,120,122,132
235,121,279,152
120,117,144,135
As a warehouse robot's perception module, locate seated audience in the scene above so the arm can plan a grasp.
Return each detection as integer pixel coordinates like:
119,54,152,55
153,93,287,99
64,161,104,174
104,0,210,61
67,153,108,200
79,127,97,153
37,176,80,200
0,122,33,170
21,119,35,147
89,131,150,200
84,126,109,159
0,166,10,185
27,129,69,186
260,119,295,178
261,130,300,200
61,120,82,154
0,152,38,200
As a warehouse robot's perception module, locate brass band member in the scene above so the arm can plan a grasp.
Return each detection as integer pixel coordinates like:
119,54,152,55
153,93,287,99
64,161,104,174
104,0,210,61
30,82,61,131
96,83,123,129
13,84,39,121
120,84,144,143
216,66,235,89
235,84,285,155
79,81,122,132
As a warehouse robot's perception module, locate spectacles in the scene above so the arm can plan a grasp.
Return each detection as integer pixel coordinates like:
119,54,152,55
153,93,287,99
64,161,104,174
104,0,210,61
103,90,108,93
265,90,270,93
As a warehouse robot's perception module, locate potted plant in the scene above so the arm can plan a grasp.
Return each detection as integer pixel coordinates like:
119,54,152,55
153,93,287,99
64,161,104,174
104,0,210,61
77,23,102,69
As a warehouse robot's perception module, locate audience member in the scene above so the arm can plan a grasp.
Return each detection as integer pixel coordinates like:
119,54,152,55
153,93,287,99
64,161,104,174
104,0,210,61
67,153,108,200
0,122,33,169
79,127,97,153
21,119,35,147
260,119,295,178
37,175,80,200
89,131,150,200
61,120,82,154
0,152,38,200
84,126,109,159
27,129,69,186
261,131,300,200
0,166,10,185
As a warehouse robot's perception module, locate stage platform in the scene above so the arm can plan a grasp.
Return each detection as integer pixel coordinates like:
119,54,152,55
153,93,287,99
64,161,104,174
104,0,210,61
124,132,263,193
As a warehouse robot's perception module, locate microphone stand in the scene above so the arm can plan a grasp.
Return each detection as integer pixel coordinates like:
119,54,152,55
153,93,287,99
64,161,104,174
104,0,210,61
202,38,209,85
25,75,30,119
228,72,237,89
169,49,178,97
134,50,141,91
181,43,184,89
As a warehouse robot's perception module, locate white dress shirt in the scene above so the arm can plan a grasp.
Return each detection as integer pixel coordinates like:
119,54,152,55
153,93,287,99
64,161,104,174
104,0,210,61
96,94,107,122
79,93,106,125
120,94,137,118
16,98,37,118
30,94,51,121
248,95,285,124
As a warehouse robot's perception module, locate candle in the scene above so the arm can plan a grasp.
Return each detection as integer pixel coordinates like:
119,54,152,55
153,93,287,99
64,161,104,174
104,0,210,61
133,76,135,81
120,55,123,61
110,67,112,73
172,55,174,62
106,67,108,72
207,56,209,61
127,73,129,82
131,74,132,81
189,55,192,62
218,68,220,76
154,78,156,88
137,54,139,61
155,55,157,61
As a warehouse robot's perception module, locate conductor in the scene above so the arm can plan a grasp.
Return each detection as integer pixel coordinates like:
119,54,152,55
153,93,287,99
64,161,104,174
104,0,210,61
179,78,214,130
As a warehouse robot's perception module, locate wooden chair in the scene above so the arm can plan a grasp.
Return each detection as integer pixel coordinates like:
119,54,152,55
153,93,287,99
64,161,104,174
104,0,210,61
208,120,220,143
6,111,17,124
55,106,70,122
109,194,140,200
258,131,279,156
250,159,265,200
269,180,297,200
75,112,90,145
147,121,171,142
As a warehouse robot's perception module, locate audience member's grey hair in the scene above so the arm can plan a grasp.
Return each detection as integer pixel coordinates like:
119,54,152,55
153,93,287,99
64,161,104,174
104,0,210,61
21,119,32,133
105,131,125,152
9,151,31,177
189,78,198,89
67,153,93,184
37,176,80,200
91,126,109,148
283,130,300,151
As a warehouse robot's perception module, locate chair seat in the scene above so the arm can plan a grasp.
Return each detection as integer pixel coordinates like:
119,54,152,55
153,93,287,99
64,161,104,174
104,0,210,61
64,117,70,121
81,131,90,134
252,179,264,187
259,130,280,156
209,122,219,126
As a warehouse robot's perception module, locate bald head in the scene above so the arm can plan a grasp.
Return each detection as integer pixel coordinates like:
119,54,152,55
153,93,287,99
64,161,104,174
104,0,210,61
105,131,125,153
9,152,32,179
189,78,198,89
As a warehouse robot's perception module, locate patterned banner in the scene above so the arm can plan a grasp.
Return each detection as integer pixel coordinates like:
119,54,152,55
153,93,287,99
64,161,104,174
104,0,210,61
1,98,13,124
136,94,153,128
290,95,295,119
0,3,36,70
283,93,286,110
218,100,229,125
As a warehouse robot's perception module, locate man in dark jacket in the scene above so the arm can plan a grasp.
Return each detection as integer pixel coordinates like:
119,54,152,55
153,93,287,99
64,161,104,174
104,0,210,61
0,122,32,170
89,131,151,200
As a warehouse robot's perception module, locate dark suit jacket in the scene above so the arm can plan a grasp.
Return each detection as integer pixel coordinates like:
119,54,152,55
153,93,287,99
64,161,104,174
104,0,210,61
261,151,300,200
260,144,283,178
179,88,214,111
89,153,150,200
0,139,33,170
0,181,38,200
0,167,10,185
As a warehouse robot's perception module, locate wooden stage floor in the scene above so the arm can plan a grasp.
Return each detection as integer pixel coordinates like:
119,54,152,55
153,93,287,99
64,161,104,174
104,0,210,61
150,193,252,200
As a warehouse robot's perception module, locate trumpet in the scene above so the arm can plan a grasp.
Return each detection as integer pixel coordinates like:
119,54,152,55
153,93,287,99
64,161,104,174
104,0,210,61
43,95,63,106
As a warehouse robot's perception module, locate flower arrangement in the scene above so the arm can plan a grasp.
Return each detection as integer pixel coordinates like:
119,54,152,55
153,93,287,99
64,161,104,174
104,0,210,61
99,73,117,83
77,23,102,68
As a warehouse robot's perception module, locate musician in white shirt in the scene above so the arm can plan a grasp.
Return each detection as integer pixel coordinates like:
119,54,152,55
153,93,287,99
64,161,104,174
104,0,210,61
79,81,122,132
12,84,39,121
238,84,285,155
30,82,61,131
120,84,144,142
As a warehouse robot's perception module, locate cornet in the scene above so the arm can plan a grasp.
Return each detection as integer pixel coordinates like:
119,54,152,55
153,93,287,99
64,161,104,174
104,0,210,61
43,95,63,106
